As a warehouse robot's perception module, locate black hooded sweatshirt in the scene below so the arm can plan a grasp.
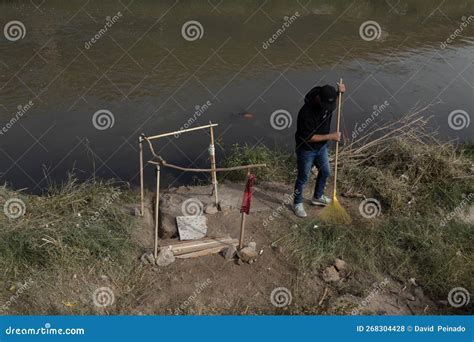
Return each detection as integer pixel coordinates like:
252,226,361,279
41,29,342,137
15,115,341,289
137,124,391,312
295,86,336,151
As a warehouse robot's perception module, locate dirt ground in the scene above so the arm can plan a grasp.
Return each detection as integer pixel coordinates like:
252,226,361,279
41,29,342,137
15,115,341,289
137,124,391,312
129,180,436,315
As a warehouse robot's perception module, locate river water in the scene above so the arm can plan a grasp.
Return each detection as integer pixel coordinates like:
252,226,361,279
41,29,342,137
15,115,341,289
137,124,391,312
0,0,473,192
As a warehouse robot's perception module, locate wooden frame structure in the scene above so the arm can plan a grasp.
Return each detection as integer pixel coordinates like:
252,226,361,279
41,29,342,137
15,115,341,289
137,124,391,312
139,122,219,218
139,123,266,259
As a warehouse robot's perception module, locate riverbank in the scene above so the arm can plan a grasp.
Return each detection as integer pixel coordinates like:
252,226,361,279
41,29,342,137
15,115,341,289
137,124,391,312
0,115,472,315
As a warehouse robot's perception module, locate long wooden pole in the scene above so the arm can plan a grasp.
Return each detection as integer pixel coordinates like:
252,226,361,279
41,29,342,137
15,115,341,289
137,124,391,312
145,123,218,140
139,136,144,216
209,121,219,207
332,78,343,199
238,168,251,249
154,165,161,259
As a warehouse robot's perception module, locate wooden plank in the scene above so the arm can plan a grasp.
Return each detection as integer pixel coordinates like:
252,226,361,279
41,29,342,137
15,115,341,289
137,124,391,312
160,236,232,247
159,236,233,249
175,245,230,259
171,239,238,256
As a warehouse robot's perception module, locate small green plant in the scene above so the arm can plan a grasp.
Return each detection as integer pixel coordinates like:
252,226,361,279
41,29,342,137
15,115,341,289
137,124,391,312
220,143,296,183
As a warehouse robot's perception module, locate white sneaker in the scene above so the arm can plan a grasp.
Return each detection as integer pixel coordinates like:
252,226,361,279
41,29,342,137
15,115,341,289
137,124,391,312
311,195,331,206
293,203,307,218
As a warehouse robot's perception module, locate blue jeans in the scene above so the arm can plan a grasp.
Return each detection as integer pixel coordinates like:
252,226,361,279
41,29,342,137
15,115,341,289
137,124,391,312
293,145,331,205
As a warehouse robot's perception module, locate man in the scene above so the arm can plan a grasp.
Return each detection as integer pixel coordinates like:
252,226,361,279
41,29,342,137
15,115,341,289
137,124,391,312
293,81,346,218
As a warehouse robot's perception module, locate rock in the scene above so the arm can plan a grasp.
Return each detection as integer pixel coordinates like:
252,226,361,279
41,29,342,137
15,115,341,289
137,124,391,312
134,207,141,216
223,245,237,260
219,201,233,212
239,246,258,263
155,247,175,267
247,241,257,250
237,258,244,265
334,258,347,271
140,252,155,265
160,210,178,238
408,277,418,286
322,266,340,282
402,292,416,301
205,203,219,215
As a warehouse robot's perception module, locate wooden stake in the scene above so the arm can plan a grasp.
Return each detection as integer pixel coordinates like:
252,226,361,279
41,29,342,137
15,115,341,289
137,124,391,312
139,136,144,217
154,165,161,259
209,121,219,207
239,213,246,250
238,168,251,249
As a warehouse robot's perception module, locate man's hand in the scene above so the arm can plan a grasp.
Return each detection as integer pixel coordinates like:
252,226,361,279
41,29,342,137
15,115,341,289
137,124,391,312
337,81,346,93
329,132,341,142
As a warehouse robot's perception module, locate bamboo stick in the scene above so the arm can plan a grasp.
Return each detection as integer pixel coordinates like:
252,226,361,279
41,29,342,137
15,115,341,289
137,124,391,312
147,160,266,172
139,136,144,217
209,121,219,207
145,123,218,140
154,165,161,259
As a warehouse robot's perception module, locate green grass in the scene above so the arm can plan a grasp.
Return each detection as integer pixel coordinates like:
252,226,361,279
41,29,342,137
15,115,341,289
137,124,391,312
220,139,473,310
220,143,296,183
285,216,473,305
0,139,472,314
0,176,147,314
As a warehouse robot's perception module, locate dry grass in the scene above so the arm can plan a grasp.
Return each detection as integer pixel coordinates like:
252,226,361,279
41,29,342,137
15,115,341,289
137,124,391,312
0,176,154,315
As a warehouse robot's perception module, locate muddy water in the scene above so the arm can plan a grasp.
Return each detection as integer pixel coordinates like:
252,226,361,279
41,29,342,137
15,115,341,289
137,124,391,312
0,1,473,192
